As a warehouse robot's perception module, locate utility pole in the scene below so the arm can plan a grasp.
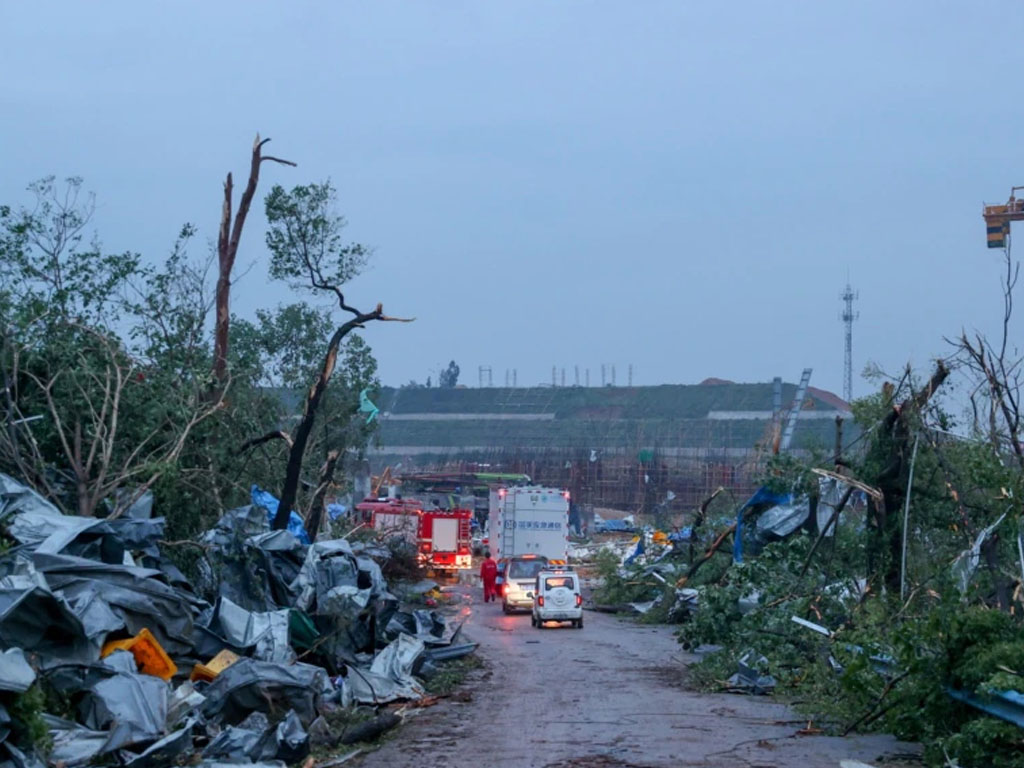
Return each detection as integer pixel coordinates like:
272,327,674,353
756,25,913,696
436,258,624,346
841,282,859,403
574,365,579,386
552,366,557,387
628,364,633,387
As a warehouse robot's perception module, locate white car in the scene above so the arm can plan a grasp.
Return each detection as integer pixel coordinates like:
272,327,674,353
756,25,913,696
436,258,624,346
530,569,583,629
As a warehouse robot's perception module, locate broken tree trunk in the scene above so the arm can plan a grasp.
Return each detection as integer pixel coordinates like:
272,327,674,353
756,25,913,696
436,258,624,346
305,448,340,542
272,309,381,531
869,362,948,593
212,136,295,387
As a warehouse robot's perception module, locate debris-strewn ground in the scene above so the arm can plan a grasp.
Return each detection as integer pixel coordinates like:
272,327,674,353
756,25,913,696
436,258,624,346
0,473,479,768
354,584,920,768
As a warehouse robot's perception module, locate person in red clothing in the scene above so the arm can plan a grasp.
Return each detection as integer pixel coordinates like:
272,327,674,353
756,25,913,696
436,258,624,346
479,550,498,603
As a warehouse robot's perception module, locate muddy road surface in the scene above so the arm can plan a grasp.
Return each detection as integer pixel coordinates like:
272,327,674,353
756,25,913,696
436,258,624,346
356,587,918,768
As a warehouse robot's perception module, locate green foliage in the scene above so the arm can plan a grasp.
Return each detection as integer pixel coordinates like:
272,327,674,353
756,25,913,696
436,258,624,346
232,302,333,389
424,653,483,695
264,182,368,298
8,684,52,754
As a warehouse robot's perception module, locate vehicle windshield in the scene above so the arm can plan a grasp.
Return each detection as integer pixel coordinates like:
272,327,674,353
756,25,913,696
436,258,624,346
509,559,547,579
544,576,575,590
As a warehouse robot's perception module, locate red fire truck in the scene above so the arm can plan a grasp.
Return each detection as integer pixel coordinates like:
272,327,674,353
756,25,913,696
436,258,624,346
354,498,473,573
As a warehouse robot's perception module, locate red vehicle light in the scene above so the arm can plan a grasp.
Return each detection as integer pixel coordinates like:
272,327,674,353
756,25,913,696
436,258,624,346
420,543,430,552
537,596,544,606
575,594,582,607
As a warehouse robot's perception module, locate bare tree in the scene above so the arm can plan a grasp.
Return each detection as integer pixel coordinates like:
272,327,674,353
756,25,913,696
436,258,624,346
951,249,1024,470
212,136,295,387
1,324,222,517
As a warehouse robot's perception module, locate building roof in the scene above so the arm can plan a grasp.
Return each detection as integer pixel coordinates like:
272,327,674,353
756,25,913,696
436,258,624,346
372,381,852,456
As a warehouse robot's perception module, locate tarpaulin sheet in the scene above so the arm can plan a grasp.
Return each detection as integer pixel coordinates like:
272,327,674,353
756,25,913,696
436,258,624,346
733,486,792,563
250,486,310,546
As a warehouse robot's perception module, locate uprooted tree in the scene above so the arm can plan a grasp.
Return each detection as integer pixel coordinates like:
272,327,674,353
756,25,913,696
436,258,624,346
254,181,410,539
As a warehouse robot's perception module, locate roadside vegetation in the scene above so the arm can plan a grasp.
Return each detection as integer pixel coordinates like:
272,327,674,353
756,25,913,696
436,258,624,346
589,255,1024,766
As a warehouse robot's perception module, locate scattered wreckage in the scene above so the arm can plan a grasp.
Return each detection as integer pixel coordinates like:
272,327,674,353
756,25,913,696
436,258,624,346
0,473,477,768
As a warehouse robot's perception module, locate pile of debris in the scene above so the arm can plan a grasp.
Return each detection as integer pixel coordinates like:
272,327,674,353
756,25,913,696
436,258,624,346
0,473,476,768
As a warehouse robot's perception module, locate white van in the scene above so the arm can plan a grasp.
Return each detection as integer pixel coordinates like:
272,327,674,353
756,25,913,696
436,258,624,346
530,569,583,629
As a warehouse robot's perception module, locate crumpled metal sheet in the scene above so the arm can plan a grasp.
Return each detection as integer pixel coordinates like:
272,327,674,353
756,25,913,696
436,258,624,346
8,512,112,557
201,658,332,727
0,648,36,693
0,743,46,768
44,715,116,767
0,473,61,525
204,711,308,763
292,539,360,614
167,681,206,729
202,725,262,761
755,498,810,540
33,553,196,655
195,596,293,663
952,512,1008,593
197,508,306,612
122,718,195,768
78,671,168,751
385,609,446,644
342,634,426,705
0,578,92,661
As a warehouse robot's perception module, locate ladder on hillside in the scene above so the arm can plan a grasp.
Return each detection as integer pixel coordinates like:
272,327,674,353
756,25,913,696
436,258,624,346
779,368,813,452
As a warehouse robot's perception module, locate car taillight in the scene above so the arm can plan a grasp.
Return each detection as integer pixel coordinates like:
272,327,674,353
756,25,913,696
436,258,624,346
537,596,544,606
420,543,430,552
575,594,582,607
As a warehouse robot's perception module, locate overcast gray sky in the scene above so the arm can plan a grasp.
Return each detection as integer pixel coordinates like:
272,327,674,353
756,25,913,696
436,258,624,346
3,1,1023,400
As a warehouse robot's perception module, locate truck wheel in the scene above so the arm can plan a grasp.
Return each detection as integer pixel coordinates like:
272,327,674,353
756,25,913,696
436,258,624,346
577,617,584,629
502,602,510,615
531,615,537,628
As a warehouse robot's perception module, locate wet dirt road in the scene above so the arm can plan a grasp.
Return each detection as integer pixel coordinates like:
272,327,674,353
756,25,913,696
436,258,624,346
355,588,918,768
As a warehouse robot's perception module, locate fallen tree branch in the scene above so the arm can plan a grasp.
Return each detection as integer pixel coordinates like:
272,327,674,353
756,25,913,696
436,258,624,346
238,429,294,454
842,670,910,735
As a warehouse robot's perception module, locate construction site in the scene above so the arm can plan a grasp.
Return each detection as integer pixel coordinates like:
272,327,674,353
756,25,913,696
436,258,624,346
370,372,853,517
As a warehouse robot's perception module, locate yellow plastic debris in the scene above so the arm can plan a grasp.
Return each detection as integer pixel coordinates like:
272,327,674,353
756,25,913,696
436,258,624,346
101,628,178,681
652,531,668,545
190,649,240,683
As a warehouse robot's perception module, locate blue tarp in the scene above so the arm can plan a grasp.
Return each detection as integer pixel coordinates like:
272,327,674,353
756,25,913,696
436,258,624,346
732,486,791,564
624,536,645,565
668,527,693,542
326,503,347,521
250,485,311,545
598,519,634,533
